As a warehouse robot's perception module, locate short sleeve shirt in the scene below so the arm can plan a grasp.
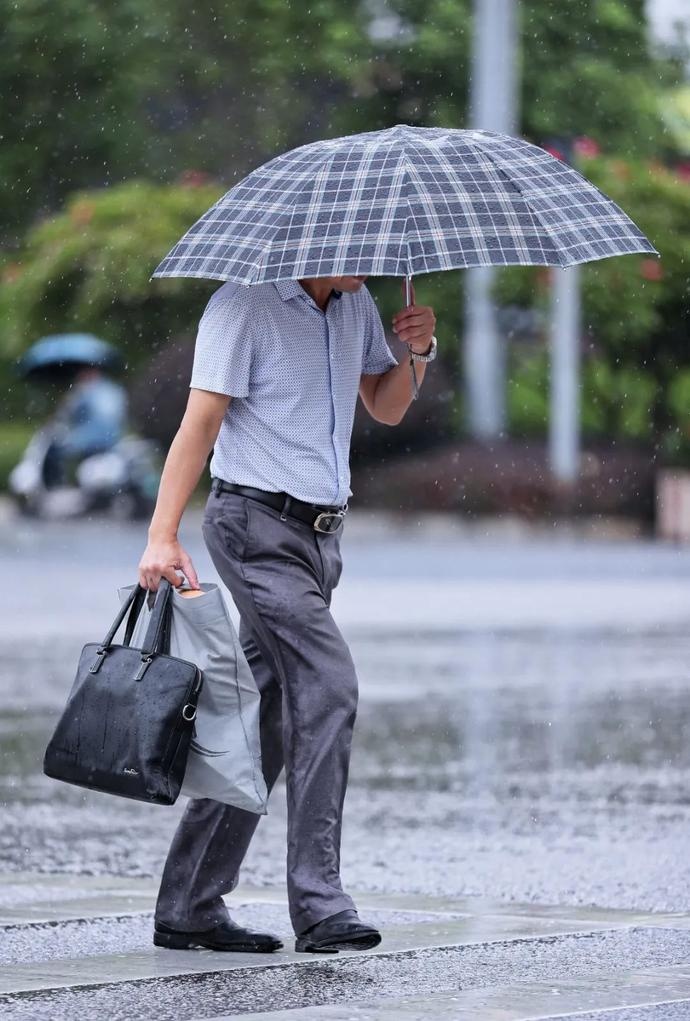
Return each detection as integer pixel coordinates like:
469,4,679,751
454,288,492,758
189,279,398,504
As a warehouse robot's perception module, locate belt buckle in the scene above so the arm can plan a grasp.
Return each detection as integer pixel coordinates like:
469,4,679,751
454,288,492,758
313,509,345,533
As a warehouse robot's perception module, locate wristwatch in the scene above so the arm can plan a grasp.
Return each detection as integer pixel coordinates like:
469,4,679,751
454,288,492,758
407,335,437,402
407,335,438,363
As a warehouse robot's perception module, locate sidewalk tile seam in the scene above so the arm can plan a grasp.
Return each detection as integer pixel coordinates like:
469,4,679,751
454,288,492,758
0,928,650,998
0,909,153,932
526,993,690,1021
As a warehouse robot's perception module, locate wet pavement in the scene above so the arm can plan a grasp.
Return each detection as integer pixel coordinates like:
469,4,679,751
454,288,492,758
3,505,690,1018
4,872,690,1020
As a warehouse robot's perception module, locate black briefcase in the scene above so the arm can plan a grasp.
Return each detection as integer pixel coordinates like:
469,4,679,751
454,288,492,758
43,579,203,805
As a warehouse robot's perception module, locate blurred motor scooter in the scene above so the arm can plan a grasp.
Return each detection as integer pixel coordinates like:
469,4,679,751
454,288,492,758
10,333,162,520
9,422,161,520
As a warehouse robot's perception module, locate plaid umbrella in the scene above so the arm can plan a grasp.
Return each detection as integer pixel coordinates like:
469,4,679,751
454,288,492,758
151,124,656,285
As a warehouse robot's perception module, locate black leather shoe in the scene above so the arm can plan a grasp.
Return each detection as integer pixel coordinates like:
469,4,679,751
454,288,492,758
295,909,381,954
154,919,283,953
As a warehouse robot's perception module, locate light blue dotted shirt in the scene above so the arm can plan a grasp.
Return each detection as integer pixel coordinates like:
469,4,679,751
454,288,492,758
189,279,398,504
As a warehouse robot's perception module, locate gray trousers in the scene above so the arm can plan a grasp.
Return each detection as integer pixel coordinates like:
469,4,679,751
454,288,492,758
155,489,358,935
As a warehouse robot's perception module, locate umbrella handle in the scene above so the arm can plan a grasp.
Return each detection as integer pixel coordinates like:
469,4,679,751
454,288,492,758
404,274,420,401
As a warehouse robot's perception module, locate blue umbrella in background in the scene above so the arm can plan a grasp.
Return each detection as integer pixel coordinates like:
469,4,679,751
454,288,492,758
16,334,124,381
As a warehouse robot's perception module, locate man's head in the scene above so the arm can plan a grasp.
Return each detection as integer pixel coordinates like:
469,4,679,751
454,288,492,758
327,274,368,294
298,274,368,311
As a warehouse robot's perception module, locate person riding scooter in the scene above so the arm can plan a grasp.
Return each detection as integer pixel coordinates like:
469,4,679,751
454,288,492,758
42,365,128,486
10,332,160,519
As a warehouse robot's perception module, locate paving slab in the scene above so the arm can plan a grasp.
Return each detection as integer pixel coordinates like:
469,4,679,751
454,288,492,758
0,917,636,994
206,967,690,1020
3,927,690,1021
3,874,690,1019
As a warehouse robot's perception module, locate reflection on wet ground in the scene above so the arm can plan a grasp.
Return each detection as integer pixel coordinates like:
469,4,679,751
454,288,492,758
352,629,690,797
7,627,690,796
3,621,690,911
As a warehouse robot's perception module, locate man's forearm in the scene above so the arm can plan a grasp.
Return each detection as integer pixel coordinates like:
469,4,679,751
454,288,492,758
373,357,428,425
148,423,215,540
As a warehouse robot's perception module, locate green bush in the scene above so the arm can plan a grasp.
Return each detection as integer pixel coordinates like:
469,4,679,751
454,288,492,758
507,350,549,436
498,151,690,459
0,180,223,364
508,350,658,443
0,421,33,491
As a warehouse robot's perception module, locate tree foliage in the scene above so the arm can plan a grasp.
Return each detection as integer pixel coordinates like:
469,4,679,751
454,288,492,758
0,0,371,241
519,0,679,156
324,0,681,154
1,0,683,242
0,0,162,242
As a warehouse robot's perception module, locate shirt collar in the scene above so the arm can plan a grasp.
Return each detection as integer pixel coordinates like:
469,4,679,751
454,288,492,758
273,279,343,304
274,279,305,302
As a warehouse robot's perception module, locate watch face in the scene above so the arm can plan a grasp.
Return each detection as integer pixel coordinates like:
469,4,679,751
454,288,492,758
410,337,436,361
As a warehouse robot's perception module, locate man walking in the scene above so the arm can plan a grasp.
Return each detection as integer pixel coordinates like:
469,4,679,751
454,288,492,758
138,274,436,953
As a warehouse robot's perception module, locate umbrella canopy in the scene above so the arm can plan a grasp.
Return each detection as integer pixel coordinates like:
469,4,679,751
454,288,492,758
151,124,656,286
16,333,124,380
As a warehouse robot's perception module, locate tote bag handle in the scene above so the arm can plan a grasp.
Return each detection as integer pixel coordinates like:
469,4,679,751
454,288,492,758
139,580,173,657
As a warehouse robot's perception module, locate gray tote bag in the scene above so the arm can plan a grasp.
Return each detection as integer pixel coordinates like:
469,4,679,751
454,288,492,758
117,582,268,814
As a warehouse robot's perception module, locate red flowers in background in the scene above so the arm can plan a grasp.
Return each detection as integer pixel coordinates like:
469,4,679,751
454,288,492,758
573,136,601,159
640,258,663,281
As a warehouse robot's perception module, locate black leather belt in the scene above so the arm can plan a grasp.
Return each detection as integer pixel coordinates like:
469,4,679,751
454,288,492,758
211,478,347,533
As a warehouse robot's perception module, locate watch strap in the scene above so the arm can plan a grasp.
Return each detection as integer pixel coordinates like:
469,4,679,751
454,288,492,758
408,335,437,363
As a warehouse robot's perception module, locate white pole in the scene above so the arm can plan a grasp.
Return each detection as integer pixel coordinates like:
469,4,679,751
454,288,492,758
463,267,505,435
549,266,581,484
463,0,519,438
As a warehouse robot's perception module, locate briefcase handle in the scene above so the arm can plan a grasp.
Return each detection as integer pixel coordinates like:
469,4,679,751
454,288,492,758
88,581,174,678
98,580,172,655
123,585,148,647
139,580,173,657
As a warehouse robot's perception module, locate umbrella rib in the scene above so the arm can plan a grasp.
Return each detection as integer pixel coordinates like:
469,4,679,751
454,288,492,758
324,142,377,277
479,137,575,266
406,136,479,272
368,147,409,276
247,152,334,283
456,133,563,266
283,147,342,280
462,132,604,267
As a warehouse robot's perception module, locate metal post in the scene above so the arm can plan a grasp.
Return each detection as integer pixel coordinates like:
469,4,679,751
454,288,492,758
463,0,519,438
549,266,580,484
